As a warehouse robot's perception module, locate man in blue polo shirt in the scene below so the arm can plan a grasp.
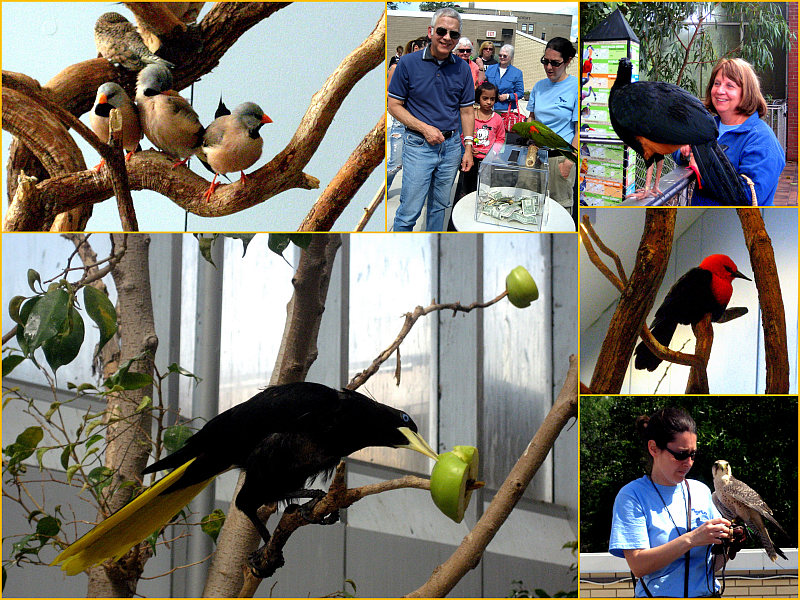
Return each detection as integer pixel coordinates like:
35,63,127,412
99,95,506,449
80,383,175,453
388,7,475,231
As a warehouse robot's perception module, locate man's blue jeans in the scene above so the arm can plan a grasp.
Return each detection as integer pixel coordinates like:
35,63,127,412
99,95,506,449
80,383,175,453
387,118,405,189
393,130,462,232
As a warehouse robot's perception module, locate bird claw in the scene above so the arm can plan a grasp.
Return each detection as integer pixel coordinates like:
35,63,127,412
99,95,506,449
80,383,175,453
247,547,284,579
285,497,339,525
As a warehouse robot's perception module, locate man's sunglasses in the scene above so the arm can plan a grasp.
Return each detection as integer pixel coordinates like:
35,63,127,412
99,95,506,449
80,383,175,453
434,26,461,40
540,57,564,67
664,447,697,461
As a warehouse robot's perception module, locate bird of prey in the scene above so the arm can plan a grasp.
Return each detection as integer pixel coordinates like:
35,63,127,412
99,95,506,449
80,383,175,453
609,57,748,205
51,382,439,576
135,64,204,164
89,82,142,168
196,101,273,201
94,12,175,71
712,459,788,561
634,254,750,371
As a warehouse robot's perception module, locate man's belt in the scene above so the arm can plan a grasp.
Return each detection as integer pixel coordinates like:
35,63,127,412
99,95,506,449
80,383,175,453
410,129,456,140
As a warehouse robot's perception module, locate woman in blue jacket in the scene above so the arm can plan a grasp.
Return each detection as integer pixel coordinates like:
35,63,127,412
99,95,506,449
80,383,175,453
485,44,524,133
677,58,784,206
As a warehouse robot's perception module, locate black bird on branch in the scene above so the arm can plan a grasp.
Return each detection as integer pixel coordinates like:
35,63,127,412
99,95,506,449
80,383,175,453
52,382,439,576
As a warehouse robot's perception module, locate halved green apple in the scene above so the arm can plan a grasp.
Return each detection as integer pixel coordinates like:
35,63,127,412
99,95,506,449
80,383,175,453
430,445,480,523
505,266,539,308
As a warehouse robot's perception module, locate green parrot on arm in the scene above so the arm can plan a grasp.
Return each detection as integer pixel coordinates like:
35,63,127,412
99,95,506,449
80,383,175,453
511,120,578,164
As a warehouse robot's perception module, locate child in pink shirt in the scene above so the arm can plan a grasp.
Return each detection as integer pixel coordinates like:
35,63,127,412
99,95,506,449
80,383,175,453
450,82,506,229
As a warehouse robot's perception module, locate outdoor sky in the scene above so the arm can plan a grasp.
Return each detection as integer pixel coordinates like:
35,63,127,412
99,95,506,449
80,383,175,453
395,2,580,40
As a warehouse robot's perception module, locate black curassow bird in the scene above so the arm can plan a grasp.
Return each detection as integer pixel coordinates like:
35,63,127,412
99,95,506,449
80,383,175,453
52,382,439,575
609,58,749,205
634,254,751,371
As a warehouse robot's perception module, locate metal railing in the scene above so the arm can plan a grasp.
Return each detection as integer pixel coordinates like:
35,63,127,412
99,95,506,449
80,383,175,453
765,100,788,153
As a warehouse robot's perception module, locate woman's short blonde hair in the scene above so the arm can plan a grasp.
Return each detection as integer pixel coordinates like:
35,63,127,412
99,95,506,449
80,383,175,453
704,58,767,118
479,41,494,55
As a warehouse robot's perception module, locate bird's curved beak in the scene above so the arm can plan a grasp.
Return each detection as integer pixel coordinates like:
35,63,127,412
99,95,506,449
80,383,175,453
98,93,108,104
396,427,439,461
261,114,273,124
733,270,751,281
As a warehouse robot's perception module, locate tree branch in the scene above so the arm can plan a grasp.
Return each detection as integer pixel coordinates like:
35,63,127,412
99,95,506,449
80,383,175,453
407,355,578,597
347,291,509,390
355,184,386,232
298,113,386,231
737,207,789,393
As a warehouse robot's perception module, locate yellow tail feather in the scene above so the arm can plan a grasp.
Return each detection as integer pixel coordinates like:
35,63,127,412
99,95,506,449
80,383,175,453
51,458,214,576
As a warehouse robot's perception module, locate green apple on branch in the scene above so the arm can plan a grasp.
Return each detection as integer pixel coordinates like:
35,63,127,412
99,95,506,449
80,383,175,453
505,266,539,308
429,445,483,523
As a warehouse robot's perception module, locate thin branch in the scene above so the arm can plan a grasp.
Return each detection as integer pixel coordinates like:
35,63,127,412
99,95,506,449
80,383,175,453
355,185,386,232
347,291,509,390
580,215,627,286
298,113,386,231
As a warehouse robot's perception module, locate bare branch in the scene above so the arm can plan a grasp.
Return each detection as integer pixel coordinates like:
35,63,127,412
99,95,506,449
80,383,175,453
347,291,509,390
298,114,386,231
356,185,386,232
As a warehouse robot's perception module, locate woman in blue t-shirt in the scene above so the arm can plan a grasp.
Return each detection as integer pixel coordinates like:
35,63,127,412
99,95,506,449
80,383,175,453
526,37,579,214
676,58,785,206
610,407,734,597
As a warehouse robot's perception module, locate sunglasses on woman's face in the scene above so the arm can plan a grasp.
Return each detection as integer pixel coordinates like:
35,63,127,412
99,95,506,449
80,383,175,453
499,54,509,59
664,447,697,461
457,48,471,53
540,58,564,67
434,26,461,40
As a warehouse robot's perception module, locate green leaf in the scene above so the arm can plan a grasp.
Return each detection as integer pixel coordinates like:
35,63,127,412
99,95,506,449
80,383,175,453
11,534,37,558
117,371,153,390
144,529,160,555
27,269,42,293
42,307,85,372
288,233,313,249
196,234,218,267
2,355,25,376
60,444,75,470
224,233,256,256
163,425,193,453
267,233,291,256
136,396,153,413
200,509,226,543
36,447,49,471
15,426,44,451
16,297,41,356
83,286,117,355
3,564,7,591
8,296,26,324
85,434,104,449
35,516,60,539
26,510,44,525
77,383,97,393
167,363,201,383
22,288,70,354
65,464,80,484
87,466,114,494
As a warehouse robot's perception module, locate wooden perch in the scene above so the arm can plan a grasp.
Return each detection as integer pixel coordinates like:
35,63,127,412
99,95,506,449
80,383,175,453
583,210,676,393
737,208,789,393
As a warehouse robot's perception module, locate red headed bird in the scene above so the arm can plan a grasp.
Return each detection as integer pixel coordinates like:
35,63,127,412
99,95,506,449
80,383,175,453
634,254,751,371
610,58,748,205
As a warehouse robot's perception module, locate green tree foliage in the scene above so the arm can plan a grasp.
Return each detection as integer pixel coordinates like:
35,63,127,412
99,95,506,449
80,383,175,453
580,2,792,94
580,396,797,553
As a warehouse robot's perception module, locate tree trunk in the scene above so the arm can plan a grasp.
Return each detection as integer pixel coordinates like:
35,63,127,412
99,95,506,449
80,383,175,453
203,234,342,598
737,208,789,393
589,209,676,393
87,233,158,597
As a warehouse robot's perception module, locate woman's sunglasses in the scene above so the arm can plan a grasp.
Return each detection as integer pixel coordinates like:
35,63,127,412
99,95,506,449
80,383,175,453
457,48,471,53
664,447,697,461
540,58,564,67
434,27,461,40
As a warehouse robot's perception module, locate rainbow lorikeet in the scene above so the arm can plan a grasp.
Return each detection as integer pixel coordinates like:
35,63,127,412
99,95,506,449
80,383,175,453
511,120,578,164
